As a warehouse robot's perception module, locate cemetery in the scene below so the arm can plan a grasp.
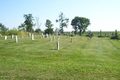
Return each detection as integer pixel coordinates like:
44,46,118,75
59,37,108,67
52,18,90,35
0,32,120,79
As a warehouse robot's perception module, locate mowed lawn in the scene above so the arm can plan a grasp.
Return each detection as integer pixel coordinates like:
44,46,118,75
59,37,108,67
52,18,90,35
0,35,120,80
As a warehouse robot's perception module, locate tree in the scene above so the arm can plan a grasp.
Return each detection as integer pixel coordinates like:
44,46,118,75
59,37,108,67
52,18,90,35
18,23,26,31
71,16,90,36
35,28,41,34
24,14,34,32
44,19,54,34
0,23,8,35
35,17,42,29
45,19,53,28
44,28,54,35
34,17,42,34
56,12,69,34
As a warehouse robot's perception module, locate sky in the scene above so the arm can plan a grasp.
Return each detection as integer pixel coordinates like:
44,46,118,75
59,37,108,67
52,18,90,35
0,0,120,31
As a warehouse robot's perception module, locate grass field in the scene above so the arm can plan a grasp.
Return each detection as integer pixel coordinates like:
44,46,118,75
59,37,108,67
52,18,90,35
0,35,120,80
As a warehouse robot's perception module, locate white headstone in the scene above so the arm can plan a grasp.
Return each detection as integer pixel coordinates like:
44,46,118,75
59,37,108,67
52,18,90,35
43,35,44,38
5,36,7,40
21,36,23,38
15,36,18,43
31,34,34,40
57,41,59,50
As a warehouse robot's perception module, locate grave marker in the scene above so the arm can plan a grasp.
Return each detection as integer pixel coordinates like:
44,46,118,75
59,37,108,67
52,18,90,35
71,38,73,43
100,30,102,35
50,37,52,42
115,30,119,40
11,34,14,38
5,36,7,40
28,32,31,37
15,36,18,43
57,41,59,50
0,34,2,37
88,30,92,39
31,34,34,40
53,36,55,41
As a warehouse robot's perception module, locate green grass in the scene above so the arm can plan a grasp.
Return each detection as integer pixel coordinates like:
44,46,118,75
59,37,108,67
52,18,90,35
0,35,120,80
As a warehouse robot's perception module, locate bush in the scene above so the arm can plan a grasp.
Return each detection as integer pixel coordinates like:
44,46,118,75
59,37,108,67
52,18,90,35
98,35,105,37
8,29,18,35
45,28,54,34
110,36,120,40
18,30,28,35
85,33,94,37
70,34,75,37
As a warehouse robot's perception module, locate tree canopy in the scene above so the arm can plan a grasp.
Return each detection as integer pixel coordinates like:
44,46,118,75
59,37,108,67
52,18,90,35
44,19,53,34
0,23,8,35
0,23,8,31
18,23,26,31
71,16,90,35
45,19,53,28
24,14,34,32
56,12,69,34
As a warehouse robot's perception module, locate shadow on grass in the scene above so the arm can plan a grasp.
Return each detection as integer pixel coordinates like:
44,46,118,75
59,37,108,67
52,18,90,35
49,49,57,50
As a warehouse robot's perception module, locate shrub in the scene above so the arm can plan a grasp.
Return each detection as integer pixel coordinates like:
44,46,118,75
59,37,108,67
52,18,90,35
70,34,75,37
85,33,94,37
98,35,105,37
8,29,18,35
110,35,120,40
18,30,28,35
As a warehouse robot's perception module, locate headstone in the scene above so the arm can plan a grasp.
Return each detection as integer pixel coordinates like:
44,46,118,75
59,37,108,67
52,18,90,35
58,36,60,40
28,32,31,37
88,31,92,39
71,38,73,43
21,36,23,38
45,34,48,38
57,41,59,50
72,31,74,34
40,34,42,39
11,34,14,38
5,36,7,40
56,28,58,36
100,30,102,35
53,36,55,41
15,36,18,43
0,34,2,37
43,35,44,38
58,32,60,36
50,37,52,42
115,30,119,40
31,34,34,40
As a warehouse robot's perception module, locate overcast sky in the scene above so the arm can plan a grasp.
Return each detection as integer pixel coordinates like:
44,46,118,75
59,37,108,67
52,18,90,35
0,0,120,31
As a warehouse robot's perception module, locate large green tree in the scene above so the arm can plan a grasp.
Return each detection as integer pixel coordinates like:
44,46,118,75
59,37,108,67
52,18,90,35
0,23,8,34
24,14,34,32
71,16,90,36
45,19,54,34
56,12,69,34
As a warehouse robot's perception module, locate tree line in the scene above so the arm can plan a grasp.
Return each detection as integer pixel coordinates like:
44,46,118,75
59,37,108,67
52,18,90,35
0,12,90,36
